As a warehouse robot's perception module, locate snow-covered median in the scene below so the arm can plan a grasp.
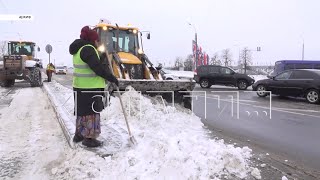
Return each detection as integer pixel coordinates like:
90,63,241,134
44,81,261,179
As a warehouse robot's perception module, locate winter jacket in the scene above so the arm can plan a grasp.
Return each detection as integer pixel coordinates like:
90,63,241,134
69,39,117,116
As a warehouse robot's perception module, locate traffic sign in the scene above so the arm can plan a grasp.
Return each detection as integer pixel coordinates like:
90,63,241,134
45,44,52,54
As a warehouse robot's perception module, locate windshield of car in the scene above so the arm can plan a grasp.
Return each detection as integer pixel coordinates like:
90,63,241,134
275,71,292,80
100,29,140,55
56,66,65,69
10,42,34,56
162,69,172,74
220,67,234,74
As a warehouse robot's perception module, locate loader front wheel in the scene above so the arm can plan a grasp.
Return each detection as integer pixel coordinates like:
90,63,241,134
30,67,43,87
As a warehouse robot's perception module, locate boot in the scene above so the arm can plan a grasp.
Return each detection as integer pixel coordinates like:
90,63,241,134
82,138,103,148
73,133,84,143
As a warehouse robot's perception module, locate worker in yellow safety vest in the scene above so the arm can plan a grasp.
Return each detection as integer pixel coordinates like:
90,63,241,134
46,63,55,82
69,26,118,148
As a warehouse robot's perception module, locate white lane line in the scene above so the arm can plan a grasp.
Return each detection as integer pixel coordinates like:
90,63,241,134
272,107,320,113
197,95,320,119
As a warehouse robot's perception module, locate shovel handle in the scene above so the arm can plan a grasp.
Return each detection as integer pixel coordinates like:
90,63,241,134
115,85,133,137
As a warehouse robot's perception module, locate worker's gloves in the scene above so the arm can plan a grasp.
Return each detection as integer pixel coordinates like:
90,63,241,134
100,52,107,61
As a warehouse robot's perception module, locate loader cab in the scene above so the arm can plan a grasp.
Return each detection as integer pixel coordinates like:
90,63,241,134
96,24,141,56
8,41,36,59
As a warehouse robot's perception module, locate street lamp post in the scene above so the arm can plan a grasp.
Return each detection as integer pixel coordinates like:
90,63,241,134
302,39,305,60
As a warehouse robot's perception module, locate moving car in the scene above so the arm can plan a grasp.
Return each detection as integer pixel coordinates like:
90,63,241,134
159,69,192,80
194,65,255,90
55,66,67,75
252,69,320,104
159,69,179,80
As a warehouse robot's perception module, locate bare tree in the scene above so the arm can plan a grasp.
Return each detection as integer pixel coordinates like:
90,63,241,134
174,57,183,70
240,47,252,74
183,54,193,71
221,49,232,67
0,41,8,57
210,52,221,65
0,41,8,63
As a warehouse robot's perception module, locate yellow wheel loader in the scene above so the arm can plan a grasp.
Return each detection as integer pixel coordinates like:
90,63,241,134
0,41,43,87
94,20,195,109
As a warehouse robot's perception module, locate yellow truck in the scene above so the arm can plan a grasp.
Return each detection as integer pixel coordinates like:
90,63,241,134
0,41,42,87
94,20,195,109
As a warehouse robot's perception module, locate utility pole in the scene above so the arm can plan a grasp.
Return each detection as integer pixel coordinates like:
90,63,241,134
302,40,305,60
244,49,247,74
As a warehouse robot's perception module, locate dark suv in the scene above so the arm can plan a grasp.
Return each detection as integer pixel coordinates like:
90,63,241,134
194,65,255,90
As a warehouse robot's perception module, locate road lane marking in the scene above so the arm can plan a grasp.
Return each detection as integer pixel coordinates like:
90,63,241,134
272,107,320,113
196,95,320,119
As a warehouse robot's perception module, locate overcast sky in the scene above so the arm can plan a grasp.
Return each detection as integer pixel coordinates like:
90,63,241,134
1,0,319,67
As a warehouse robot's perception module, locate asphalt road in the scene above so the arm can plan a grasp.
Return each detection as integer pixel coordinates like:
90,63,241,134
192,85,320,172
51,73,73,89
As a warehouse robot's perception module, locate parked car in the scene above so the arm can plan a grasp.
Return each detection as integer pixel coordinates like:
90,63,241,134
252,69,320,104
159,69,191,80
194,65,255,90
55,66,67,75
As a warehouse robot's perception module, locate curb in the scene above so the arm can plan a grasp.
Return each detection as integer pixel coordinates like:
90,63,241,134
42,82,76,149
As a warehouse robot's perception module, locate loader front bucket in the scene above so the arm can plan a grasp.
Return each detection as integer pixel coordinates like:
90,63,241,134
115,79,196,109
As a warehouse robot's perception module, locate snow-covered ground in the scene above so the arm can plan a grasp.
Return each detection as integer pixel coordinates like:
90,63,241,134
0,87,68,179
42,81,261,179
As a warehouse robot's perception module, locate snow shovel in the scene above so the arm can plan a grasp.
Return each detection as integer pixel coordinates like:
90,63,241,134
115,85,137,145
100,26,137,145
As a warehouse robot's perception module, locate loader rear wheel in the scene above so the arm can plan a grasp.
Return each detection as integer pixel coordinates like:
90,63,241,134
30,67,43,87
1,79,15,87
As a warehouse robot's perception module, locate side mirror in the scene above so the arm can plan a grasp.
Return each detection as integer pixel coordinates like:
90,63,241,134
38,47,40,52
147,33,150,39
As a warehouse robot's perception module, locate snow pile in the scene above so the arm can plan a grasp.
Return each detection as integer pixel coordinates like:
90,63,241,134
51,84,259,179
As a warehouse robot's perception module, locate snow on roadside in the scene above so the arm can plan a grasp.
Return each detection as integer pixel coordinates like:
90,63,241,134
0,88,68,179
46,81,261,179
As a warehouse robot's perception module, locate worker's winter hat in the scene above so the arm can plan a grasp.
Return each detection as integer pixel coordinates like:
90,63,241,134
80,26,99,43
